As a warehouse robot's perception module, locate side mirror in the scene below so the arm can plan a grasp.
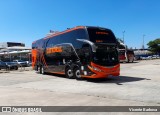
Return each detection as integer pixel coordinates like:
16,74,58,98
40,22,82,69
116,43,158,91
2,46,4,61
76,39,97,52
63,58,66,64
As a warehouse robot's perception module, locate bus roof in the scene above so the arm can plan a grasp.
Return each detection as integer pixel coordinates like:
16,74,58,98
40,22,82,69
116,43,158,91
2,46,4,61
32,26,112,44
43,26,86,40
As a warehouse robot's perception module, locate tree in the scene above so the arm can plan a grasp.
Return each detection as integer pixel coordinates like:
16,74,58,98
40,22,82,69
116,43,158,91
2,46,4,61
147,38,160,54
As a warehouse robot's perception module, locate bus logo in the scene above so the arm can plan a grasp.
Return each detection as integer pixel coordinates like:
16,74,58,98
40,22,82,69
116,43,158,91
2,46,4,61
46,46,62,54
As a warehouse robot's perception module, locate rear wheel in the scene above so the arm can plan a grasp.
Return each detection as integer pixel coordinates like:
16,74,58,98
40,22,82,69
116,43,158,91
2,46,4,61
65,67,73,79
131,57,134,62
36,66,39,71
74,67,82,80
40,66,45,74
127,59,130,63
131,59,134,63
41,66,45,75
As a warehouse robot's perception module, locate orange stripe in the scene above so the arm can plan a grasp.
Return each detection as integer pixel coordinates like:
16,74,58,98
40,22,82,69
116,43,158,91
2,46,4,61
41,53,48,68
48,71,65,75
32,49,37,68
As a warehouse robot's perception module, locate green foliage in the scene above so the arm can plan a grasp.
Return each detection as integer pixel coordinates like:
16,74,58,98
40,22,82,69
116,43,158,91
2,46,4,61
147,38,160,54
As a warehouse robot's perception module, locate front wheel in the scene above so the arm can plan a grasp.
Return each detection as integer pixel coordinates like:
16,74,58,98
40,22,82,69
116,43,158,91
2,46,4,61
127,59,130,63
131,59,134,63
74,67,82,80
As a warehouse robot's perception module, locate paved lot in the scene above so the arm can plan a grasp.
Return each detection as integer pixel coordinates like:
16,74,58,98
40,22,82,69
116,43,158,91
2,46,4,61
0,60,160,114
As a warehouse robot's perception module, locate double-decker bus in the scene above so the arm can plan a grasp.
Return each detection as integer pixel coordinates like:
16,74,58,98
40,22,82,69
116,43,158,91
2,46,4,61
32,26,120,79
119,44,134,63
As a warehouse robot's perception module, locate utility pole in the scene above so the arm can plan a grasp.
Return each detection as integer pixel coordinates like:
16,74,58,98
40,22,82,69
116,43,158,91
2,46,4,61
142,34,145,50
122,31,125,44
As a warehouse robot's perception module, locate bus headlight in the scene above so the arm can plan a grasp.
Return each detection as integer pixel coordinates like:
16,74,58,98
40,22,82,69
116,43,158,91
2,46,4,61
92,66,102,72
84,71,87,75
81,66,84,70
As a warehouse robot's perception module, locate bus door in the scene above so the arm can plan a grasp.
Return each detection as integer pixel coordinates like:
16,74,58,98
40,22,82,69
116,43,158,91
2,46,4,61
81,44,91,65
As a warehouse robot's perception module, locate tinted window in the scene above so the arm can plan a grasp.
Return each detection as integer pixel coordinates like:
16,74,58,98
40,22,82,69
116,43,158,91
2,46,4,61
93,46,119,66
32,43,36,49
119,50,125,55
127,50,134,55
32,39,44,49
46,29,88,49
87,28,117,43
119,44,125,49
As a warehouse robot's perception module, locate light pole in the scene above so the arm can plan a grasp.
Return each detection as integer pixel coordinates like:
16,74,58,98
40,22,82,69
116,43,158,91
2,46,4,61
122,31,125,44
142,34,145,50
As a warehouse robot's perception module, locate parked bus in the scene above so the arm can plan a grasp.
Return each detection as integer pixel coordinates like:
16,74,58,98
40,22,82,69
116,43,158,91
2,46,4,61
32,26,120,79
119,44,134,62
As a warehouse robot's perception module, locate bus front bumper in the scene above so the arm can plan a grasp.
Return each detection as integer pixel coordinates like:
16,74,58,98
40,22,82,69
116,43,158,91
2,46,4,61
81,62,120,79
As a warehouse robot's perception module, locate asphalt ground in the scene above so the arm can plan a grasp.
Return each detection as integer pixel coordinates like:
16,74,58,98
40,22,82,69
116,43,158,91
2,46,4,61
0,59,160,115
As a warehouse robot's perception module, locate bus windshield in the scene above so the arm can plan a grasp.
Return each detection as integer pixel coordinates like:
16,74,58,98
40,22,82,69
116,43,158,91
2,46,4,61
87,28,117,44
92,45,119,66
119,50,125,55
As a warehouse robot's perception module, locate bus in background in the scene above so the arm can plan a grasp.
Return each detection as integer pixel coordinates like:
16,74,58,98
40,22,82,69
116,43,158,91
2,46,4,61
119,43,134,63
32,26,120,79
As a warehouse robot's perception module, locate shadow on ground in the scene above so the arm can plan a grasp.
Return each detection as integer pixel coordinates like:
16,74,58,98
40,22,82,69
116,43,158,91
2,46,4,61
120,61,139,64
85,76,151,85
43,72,150,85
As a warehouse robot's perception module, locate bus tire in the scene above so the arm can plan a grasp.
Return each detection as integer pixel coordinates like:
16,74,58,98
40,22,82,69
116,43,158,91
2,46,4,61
40,66,42,74
41,66,45,75
127,59,130,63
36,66,39,71
74,67,82,80
65,67,73,79
131,58,134,63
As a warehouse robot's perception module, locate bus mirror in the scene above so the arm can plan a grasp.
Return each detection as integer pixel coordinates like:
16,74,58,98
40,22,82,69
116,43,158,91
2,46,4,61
76,39,96,52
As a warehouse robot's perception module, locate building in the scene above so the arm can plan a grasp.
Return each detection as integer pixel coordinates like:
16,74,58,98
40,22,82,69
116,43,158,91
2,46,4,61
0,42,31,62
0,42,25,48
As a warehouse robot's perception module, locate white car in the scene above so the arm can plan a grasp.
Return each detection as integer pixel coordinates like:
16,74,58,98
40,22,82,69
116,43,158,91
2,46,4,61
152,55,160,59
13,60,28,67
146,56,152,60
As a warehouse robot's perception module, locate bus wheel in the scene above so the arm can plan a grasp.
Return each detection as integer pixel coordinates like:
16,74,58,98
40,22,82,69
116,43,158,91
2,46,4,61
36,66,39,71
74,67,82,80
127,59,130,63
40,66,45,74
40,66,42,74
131,59,134,63
41,66,45,75
65,67,73,79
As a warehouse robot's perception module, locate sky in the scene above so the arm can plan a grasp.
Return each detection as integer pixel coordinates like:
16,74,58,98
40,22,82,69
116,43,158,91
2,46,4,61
0,0,160,49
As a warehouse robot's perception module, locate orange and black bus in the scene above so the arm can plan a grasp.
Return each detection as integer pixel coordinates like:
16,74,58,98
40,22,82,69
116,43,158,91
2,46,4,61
32,26,120,79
